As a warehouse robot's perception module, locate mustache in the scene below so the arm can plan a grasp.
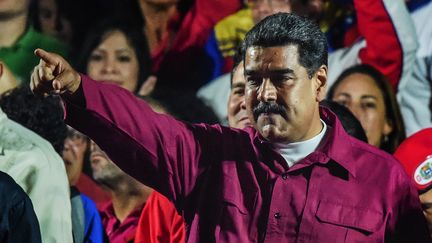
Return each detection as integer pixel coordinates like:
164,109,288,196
253,102,288,120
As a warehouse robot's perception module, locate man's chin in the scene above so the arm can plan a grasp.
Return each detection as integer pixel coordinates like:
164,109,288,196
238,120,252,129
259,124,281,142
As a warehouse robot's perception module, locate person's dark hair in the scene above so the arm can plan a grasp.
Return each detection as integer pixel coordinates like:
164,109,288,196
230,42,246,84
149,90,219,124
0,86,67,154
243,13,328,78
74,18,152,94
320,100,368,142
327,64,406,153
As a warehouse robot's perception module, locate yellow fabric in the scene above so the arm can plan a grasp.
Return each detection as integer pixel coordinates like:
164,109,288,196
214,8,254,58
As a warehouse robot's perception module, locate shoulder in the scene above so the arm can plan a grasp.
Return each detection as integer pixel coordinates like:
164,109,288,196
349,137,410,185
0,117,67,190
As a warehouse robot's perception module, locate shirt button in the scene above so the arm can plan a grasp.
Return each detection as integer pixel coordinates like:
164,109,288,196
282,174,288,180
274,212,281,219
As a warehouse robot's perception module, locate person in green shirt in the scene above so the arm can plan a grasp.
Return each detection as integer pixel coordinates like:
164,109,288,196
0,0,68,83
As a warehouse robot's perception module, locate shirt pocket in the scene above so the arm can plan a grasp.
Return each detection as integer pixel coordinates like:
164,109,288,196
315,200,384,243
217,175,258,241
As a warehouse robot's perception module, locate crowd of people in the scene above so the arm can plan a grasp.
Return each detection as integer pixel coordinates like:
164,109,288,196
1,0,432,242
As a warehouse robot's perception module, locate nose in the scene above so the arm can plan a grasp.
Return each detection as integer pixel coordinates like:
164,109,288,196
257,78,277,102
101,57,117,74
240,96,247,110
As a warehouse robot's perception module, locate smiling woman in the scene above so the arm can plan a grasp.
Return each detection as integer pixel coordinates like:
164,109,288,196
327,64,405,153
75,19,153,94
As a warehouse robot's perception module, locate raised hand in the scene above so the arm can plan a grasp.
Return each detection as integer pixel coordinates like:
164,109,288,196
30,49,81,96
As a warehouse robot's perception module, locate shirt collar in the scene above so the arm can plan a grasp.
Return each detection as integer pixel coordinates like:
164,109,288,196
313,106,357,177
100,200,144,222
249,106,357,177
273,120,327,167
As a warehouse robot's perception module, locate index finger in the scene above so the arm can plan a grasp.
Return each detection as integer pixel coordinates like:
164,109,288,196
34,49,60,67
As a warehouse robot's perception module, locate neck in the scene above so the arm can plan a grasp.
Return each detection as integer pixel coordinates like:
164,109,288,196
139,1,177,52
109,177,153,223
0,14,27,47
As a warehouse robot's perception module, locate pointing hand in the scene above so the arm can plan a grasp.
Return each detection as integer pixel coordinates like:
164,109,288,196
30,49,81,96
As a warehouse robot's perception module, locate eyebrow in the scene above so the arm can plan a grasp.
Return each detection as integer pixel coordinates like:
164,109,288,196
94,48,131,53
231,82,245,89
244,68,294,76
115,49,132,53
335,93,351,98
336,93,378,101
360,95,378,100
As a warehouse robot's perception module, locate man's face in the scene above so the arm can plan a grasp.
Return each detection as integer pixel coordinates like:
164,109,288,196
0,0,29,19
62,127,88,186
90,141,125,184
244,45,326,143
228,62,251,129
251,0,292,24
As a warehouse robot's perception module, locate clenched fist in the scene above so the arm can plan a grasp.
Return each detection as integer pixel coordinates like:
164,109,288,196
30,49,81,96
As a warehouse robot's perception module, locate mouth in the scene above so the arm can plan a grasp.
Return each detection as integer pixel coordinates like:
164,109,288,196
102,79,124,87
238,117,252,127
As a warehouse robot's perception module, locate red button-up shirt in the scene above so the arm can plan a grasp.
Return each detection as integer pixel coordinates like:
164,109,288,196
65,75,431,242
100,201,142,243
135,191,185,243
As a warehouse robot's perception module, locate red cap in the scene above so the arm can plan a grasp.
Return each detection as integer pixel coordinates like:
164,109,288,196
394,128,432,192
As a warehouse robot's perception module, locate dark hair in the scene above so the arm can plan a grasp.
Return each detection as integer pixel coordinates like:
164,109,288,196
30,0,111,48
230,42,246,84
0,86,67,154
327,64,406,153
149,90,219,124
243,13,328,78
320,100,368,142
74,18,152,94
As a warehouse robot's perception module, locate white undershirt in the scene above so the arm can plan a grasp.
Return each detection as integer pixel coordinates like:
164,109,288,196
273,120,328,168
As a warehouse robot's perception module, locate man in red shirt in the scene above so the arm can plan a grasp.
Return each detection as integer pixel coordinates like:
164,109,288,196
31,13,430,242
90,141,153,242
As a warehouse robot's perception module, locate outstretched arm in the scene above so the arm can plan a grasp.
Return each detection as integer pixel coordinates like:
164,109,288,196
30,49,228,207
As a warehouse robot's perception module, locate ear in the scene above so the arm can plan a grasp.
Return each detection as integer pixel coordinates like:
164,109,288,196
383,118,393,136
313,65,327,102
0,62,4,78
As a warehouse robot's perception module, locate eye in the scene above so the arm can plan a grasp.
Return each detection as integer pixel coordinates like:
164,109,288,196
117,55,131,62
362,101,377,109
89,53,103,62
422,203,432,211
334,99,348,107
272,76,291,83
246,76,261,86
232,87,245,96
